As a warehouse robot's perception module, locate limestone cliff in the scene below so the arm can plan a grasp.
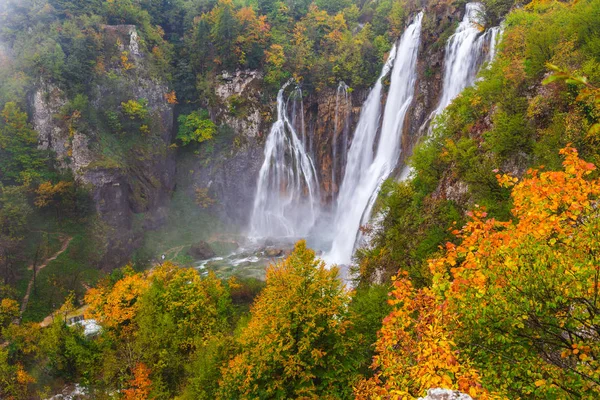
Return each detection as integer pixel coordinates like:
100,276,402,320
179,70,269,227
32,25,175,270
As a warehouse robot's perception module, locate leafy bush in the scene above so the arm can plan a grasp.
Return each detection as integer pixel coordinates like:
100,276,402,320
121,98,149,120
177,110,217,146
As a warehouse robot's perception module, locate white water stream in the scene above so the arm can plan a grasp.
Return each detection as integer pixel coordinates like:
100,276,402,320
435,3,502,115
245,5,503,272
249,82,320,238
325,12,424,265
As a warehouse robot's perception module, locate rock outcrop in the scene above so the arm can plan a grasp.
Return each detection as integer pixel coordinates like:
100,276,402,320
187,241,216,260
179,69,269,227
418,388,473,400
31,25,175,270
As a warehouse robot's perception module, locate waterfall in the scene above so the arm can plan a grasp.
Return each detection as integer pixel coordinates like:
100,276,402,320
250,82,320,238
436,3,502,114
288,86,306,146
331,81,351,201
486,25,502,65
326,12,424,265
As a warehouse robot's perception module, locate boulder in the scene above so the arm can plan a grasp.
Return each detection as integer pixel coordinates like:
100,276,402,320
265,248,284,257
188,241,216,260
418,389,473,400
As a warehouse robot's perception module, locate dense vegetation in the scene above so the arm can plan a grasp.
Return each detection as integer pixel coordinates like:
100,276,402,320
0,0,415,324
1,0,600,398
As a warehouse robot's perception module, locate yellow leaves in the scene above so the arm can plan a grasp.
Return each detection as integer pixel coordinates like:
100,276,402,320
0,298,19,324
265,44,285,69
121,99,148,120
139,124,150,135
534,379,546,387
220,241,351,398
468,386,478,398
121,51,135,71
35,181,73,208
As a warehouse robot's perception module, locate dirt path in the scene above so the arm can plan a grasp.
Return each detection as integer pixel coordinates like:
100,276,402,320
20,236,73,317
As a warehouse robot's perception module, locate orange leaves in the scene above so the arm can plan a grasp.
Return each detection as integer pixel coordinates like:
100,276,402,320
164,91,177,105
84,266,150,332
362,146,600,398
123,363,153,400
15,363,35,386
423,146,600,396
84,262,232,345
355,276,490,399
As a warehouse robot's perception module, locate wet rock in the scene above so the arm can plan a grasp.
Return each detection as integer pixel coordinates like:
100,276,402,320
188,241,216,260
265,248,284,257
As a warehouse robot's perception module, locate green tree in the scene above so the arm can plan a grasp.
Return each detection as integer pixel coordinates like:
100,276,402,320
133,264,232,396
0,102,48,184
315,0,351,14
218,241,358,399
0,185,32,284
177,110,217,145
209,0,240,69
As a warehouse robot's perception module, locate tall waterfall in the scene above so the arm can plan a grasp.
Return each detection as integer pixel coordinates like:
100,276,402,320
331,81,351,201
250,82,320,238
435,3,500,114
326,12,424,265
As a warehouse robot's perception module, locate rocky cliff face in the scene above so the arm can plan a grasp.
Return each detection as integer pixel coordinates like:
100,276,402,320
35,3,482,249
186,77,368,227
181,70,269,227
401,1,462,168
32,25,175,270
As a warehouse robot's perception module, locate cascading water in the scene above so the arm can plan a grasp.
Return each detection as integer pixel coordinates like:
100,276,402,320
486,25,502,66
326,12,424,265
288,86,307,147
436,3,502,114
331,81,351,201
250,82,320,238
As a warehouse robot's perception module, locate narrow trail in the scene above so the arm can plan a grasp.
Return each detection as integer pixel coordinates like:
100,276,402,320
20,236,73,317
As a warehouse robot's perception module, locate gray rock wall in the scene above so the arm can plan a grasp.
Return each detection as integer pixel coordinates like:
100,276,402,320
31,25,175,270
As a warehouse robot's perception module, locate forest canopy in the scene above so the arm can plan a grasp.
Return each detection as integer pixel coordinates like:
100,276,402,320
1,0,600,398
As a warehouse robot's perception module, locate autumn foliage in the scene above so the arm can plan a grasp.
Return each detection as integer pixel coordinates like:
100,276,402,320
360,146,600,398
84,266,150,333
355,276,489,399
219,241,357,399
123,363,153,400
